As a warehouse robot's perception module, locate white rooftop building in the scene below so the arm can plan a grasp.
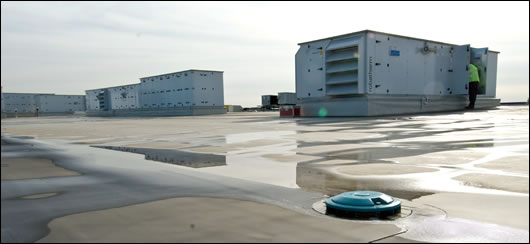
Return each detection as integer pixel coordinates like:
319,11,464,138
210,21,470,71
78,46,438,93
1,92,86,117
86,69,225,116
295,30,500,116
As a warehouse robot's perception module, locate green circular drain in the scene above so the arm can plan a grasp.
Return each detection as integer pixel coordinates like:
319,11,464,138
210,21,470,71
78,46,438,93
325,191,401,218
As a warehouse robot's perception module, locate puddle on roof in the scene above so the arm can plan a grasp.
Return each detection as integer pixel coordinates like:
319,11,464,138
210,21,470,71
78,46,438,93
86,107,528,200
92,145,226,168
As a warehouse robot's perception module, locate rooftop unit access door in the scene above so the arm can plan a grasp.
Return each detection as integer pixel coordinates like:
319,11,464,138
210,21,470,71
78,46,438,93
450,45,471,95
325,36,360,96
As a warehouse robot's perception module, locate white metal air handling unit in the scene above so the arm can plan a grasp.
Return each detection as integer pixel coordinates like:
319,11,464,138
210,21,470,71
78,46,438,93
85,70,225,116
295,30,500,116
1,93,86,118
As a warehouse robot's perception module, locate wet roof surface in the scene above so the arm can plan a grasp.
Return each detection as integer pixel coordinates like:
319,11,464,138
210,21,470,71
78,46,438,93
1,105,528,242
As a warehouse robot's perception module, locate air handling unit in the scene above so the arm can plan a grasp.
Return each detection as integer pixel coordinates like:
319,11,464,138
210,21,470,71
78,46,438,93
295,30,500,116
85,70,226,116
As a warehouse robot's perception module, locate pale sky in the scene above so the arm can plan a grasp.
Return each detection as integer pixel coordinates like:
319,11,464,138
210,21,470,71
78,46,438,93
1,1,529,107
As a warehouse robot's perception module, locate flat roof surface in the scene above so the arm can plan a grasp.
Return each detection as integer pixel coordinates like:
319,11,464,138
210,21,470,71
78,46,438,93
1,105,527,242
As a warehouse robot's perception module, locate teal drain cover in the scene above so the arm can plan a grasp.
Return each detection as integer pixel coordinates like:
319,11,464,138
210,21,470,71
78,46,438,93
325,191,401,218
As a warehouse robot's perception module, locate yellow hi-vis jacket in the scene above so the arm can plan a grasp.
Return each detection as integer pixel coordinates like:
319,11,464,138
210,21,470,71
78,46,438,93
469,64,480,83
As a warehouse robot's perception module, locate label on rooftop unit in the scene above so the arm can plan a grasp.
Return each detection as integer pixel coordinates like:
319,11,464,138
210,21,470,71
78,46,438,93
390,50,400,56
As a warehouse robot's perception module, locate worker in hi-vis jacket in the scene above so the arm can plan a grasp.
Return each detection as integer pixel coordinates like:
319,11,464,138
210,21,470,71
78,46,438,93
467,63,480,109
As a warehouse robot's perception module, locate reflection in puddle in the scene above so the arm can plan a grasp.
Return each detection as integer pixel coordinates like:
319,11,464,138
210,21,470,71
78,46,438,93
225,131,297,144
92,145,226,168
298,139,495,162
13,136,35,140
87,107,527,200
296,164,434,200
20,192,59,200
296,153,527,200
293,137,506,199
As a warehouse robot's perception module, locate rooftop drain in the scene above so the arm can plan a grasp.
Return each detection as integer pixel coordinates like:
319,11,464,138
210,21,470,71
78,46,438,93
325,191,401,218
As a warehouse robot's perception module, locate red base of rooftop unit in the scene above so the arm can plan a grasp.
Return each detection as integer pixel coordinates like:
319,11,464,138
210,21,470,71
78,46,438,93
280,106,300,117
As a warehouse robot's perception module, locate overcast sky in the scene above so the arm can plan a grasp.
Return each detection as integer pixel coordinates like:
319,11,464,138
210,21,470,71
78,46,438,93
1,1,529,106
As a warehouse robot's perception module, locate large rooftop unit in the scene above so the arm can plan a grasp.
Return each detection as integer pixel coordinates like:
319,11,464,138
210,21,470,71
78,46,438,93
1,92,86,117
295,30,500,116
85,69,225,116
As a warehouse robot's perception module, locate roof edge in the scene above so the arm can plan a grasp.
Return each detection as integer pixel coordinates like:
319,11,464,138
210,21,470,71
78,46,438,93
140,69,224,79
298,29,500,53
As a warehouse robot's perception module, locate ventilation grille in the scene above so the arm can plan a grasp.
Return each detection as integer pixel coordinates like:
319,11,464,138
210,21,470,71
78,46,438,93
325,37,360,96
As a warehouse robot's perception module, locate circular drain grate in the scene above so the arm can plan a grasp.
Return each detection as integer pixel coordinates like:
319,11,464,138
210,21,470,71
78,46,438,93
325,191,401,218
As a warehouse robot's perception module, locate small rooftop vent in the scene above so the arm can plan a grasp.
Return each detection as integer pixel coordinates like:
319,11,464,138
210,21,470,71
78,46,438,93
325,191,401,218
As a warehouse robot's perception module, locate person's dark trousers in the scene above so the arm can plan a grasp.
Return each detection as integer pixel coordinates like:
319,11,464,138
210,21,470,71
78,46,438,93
468,82,479,109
